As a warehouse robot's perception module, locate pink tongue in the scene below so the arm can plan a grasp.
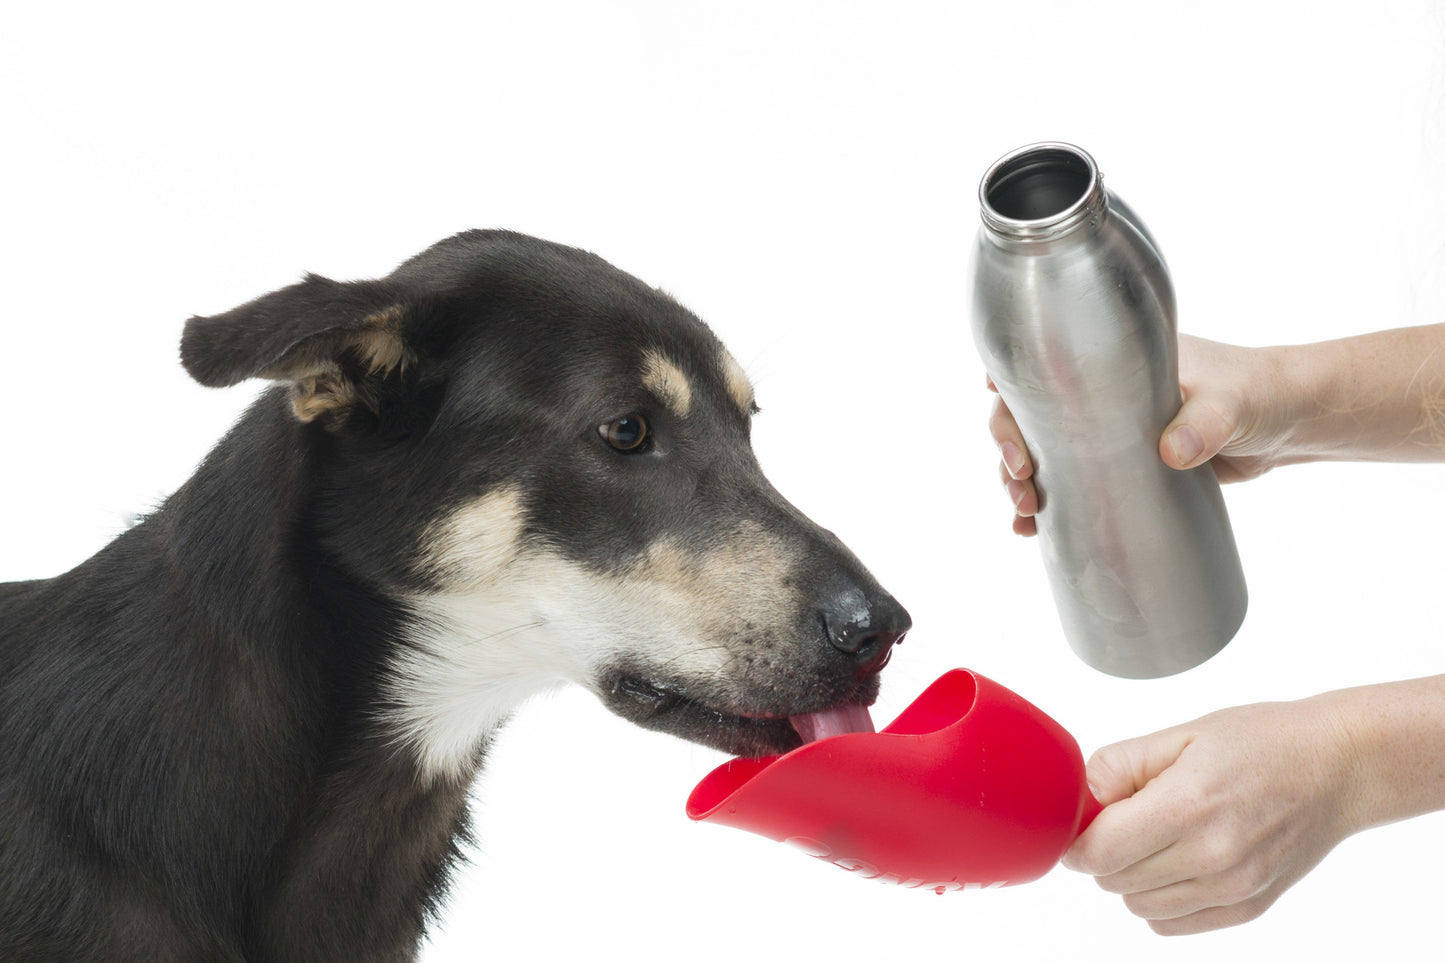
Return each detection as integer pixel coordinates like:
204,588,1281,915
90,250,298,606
790,703,875,744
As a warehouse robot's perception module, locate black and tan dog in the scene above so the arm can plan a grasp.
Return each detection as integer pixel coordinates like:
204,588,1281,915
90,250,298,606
0,230,909,961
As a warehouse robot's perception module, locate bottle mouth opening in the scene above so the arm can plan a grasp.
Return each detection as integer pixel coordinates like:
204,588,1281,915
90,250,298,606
979,142,1101,238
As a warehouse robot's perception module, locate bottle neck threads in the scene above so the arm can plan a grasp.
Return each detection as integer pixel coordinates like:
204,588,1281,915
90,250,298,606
979,142,1105,241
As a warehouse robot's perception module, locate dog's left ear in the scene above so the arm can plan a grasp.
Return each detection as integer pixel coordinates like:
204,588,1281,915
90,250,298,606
181,273,414,424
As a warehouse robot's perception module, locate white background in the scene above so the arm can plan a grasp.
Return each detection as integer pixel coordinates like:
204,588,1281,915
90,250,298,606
4,2,1444,959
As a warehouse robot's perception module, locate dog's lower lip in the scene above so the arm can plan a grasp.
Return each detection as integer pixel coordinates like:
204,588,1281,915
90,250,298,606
604,665,894,758
612,672,885,731
613,674,788,721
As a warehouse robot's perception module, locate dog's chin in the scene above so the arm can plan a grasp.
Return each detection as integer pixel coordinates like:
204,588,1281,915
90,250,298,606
598,671,883,758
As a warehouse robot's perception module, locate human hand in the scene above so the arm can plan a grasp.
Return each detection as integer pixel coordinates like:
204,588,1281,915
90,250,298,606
988,335,1291,536
1060,698,1360,935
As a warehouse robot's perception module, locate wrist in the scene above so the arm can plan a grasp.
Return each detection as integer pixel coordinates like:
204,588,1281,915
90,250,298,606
1309,678,1445,835
1267,339,1350,464
1207,342,1315,472
1300,688,1377,842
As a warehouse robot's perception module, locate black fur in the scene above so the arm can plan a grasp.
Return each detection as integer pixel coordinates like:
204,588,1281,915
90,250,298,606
0,231,908,960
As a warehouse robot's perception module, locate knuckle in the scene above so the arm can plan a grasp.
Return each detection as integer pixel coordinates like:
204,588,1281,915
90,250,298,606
1197,836,1240,876
1210,873,1255,907
1226,860,1275,903
1231,894,1275,926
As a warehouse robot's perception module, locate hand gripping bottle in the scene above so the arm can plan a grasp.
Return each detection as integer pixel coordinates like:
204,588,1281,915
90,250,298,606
971,142,1247,678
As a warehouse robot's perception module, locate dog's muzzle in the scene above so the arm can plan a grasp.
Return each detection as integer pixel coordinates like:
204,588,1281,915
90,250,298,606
596,536,911,758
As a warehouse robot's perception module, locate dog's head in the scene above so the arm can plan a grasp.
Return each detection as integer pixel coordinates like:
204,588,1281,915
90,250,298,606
182,231,908,780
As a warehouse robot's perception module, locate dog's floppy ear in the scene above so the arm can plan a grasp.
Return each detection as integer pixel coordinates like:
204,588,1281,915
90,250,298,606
180,273,414,424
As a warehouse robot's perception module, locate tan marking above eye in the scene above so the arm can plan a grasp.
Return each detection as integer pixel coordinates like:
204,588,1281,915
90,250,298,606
719,349,756,416
641,350,693,418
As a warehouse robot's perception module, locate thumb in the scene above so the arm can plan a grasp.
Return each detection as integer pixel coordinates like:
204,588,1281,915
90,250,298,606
1159,391,1238,471
1084,726,1192,806
1065,728,1194,876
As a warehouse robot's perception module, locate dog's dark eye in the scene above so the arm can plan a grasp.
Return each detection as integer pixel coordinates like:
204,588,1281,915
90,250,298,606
600,415,650,453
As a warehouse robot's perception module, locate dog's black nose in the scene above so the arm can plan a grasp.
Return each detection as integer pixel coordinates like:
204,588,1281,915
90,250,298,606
821,593,911,667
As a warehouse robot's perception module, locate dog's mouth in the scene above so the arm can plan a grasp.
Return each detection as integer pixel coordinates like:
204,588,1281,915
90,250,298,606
603,671,881,758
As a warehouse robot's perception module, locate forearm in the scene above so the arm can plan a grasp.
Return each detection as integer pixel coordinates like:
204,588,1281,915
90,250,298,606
1316,675,1445,834
1272,323,1445,464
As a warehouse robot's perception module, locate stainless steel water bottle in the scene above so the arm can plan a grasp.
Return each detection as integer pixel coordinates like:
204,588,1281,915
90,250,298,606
971,142,1247,678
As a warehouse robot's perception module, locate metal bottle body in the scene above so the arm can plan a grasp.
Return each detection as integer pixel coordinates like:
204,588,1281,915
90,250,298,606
971,143,1246,678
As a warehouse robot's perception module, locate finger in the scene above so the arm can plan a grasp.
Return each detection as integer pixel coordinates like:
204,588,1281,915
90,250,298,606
1145,895,1275,936
999,441,1031,480
1122,875,1214,920
1084,726,1193,806
1063,790,1183,878
1159,394,1237,471
998,462,1038,517
987,382,1035,535
997,460,1038,537
1092,837,1201,896
988,397,1032,480
1063,730,1195,876
1129,880,1279,936
1118,867,1270,920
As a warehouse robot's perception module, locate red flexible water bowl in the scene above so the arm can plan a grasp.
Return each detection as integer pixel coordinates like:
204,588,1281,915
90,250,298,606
686,669,1102,891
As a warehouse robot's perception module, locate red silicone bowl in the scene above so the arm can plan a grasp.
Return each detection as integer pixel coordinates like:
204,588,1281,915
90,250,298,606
686,669,1101,891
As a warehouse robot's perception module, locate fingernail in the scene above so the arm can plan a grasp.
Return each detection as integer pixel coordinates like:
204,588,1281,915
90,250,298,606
1168,425,1204,466
1006,478,1027,508
1001,441,1026,479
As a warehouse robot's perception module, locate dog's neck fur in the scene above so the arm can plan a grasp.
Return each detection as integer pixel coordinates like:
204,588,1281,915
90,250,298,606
3,395,478,960
169,398,479,952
